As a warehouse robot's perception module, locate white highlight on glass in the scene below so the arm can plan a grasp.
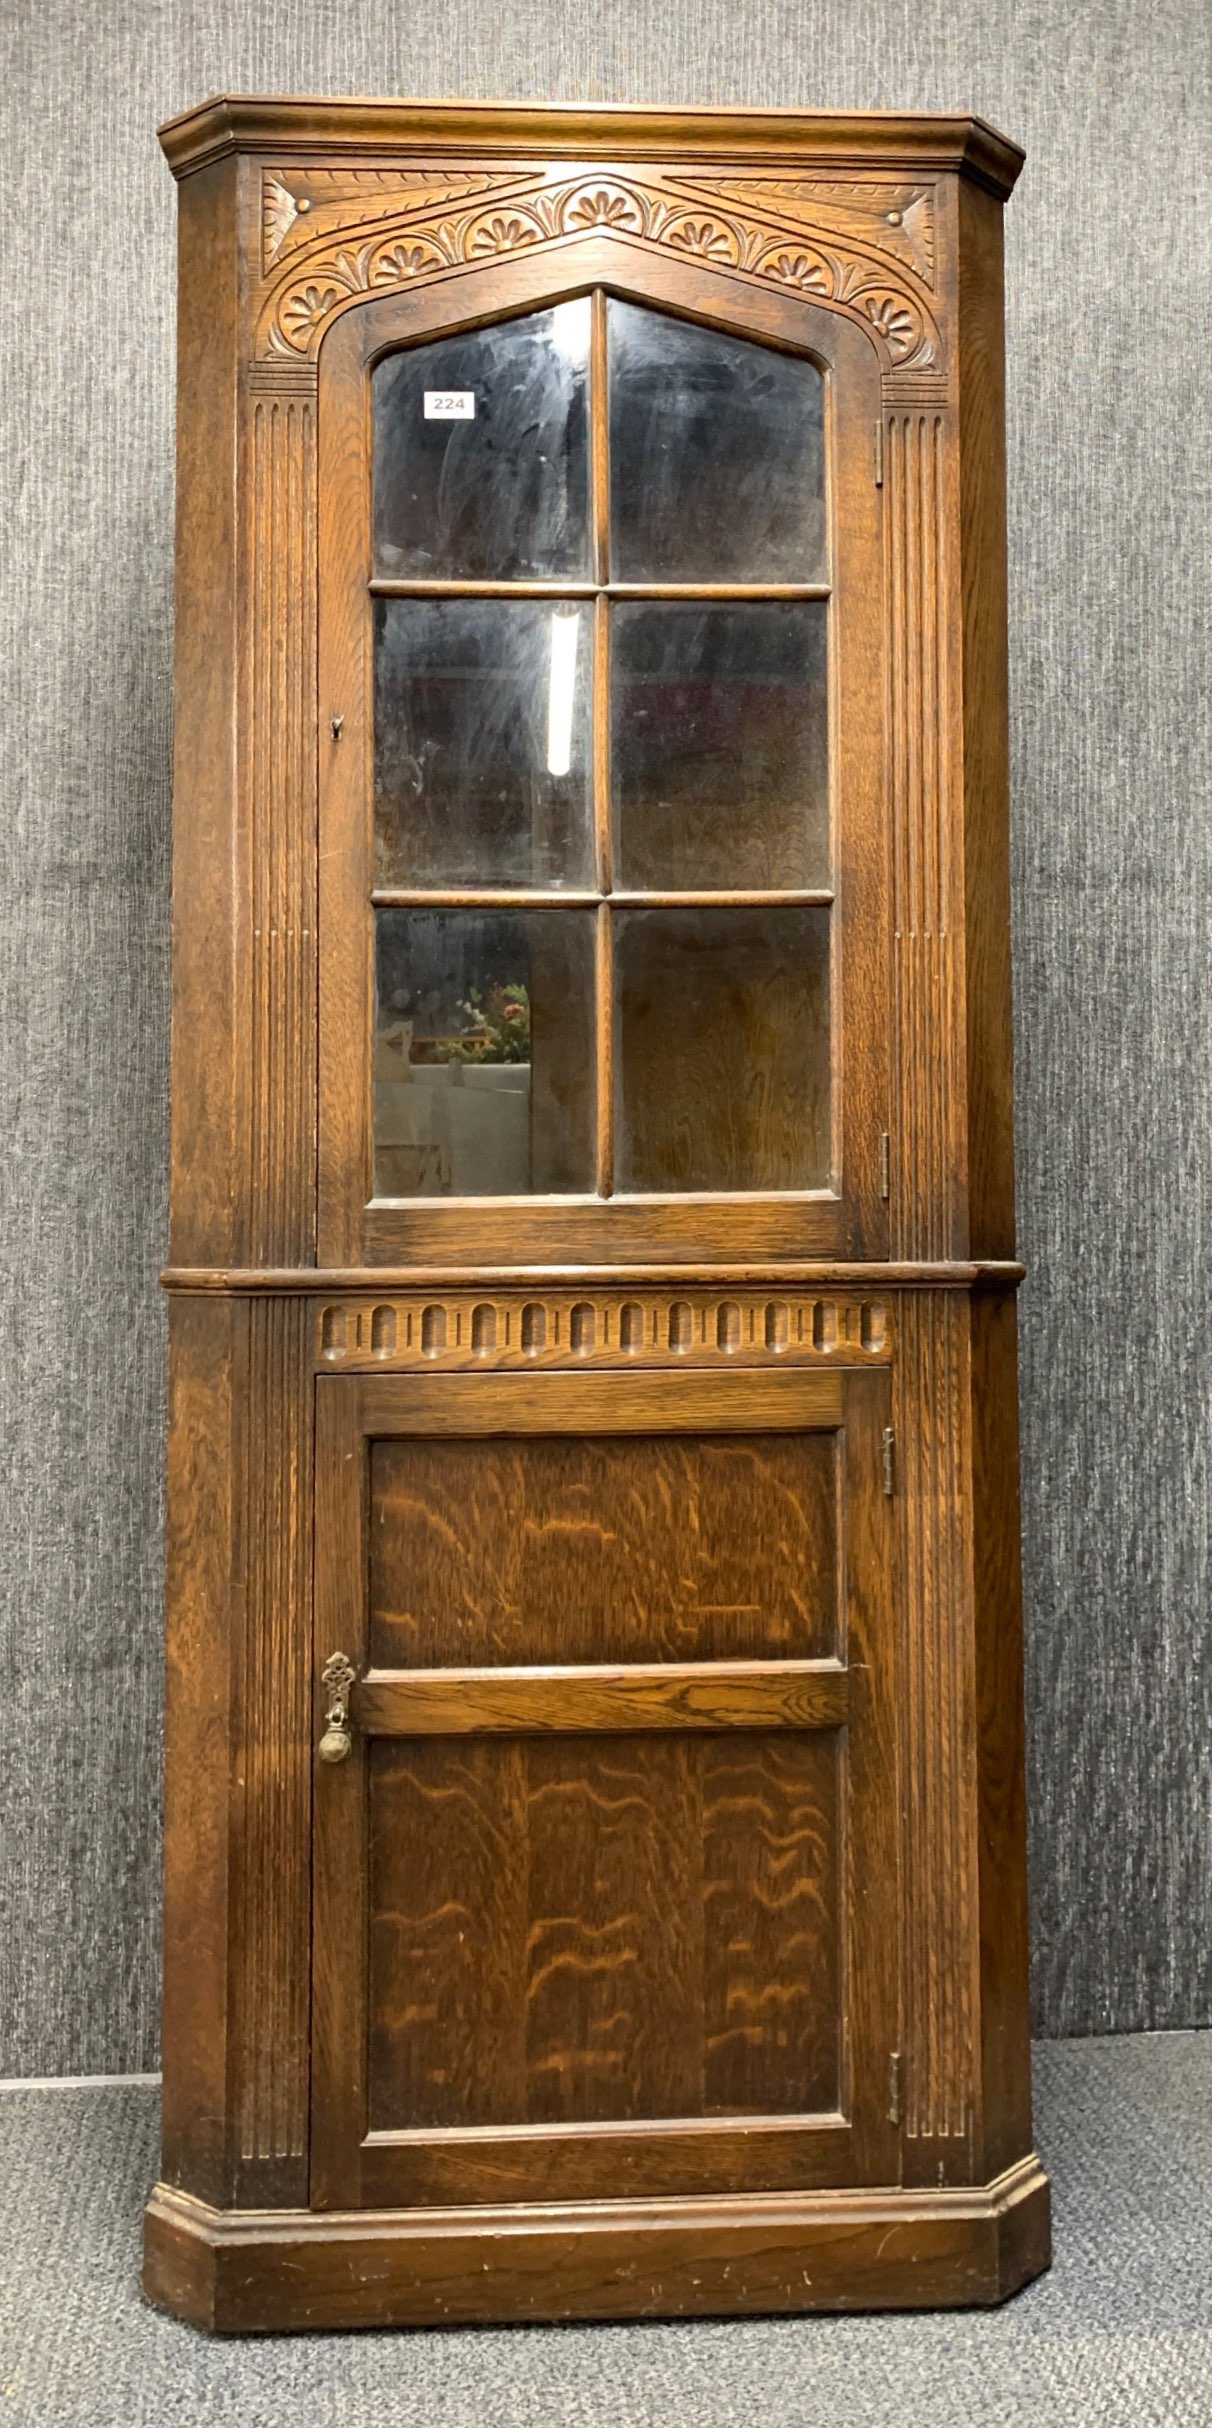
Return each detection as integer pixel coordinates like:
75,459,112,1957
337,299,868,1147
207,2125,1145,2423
546,611,581,777
549,298,591,365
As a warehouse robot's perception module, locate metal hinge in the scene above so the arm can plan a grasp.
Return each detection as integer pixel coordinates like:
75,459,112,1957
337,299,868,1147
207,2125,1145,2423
888,2051,901,2126
879,1131,890,1200
874,418,884,487
882,1427,896,1497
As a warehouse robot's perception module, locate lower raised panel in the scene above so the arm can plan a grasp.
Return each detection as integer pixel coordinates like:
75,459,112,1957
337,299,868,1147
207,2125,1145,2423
367,1731,840,2135
143,2156,1052,2334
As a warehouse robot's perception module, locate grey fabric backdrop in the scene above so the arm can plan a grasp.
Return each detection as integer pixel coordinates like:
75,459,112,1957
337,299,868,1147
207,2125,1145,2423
2,1,1209,2077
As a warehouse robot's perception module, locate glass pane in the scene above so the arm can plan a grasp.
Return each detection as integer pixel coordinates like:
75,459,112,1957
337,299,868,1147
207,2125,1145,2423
608,300,825,583
375,599,593,889
614,907,830,1194
375,909,595,1197
373,302,592,580
611,603,828,890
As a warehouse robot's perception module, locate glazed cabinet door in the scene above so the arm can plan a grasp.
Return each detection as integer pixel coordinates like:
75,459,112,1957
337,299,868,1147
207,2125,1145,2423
318,259,888,1270
310,1364,898,2207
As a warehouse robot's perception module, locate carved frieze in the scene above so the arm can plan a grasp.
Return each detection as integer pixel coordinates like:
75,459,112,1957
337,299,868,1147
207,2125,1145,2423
253,164,945,373
314,1290,893,1372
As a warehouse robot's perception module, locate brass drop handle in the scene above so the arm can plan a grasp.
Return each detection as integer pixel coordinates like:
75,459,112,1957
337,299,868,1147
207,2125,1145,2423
319,1651,356,1765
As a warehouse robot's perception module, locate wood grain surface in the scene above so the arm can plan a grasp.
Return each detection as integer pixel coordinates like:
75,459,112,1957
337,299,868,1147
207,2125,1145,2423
151,100,1043,2329
354,1662,850,1736
366,1732,839,2130
309,1362,899,2213
142,2154,1050,2334
369,1430,838,1666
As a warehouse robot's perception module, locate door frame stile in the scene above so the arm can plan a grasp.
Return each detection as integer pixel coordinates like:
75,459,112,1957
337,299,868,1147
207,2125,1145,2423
311,1376,370,2208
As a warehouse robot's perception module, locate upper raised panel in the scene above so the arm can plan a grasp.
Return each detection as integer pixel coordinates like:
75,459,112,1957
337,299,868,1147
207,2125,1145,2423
369,1430,839,1667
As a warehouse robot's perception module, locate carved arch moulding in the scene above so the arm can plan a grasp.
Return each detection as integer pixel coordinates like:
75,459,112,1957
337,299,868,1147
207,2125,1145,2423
252,162,947,381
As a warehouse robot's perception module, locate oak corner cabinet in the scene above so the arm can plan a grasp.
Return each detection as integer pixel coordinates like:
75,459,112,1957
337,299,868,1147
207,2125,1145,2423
146,95,1048,2334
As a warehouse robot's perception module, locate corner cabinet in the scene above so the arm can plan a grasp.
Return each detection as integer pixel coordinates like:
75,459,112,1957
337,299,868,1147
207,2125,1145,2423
145,98,1049,2334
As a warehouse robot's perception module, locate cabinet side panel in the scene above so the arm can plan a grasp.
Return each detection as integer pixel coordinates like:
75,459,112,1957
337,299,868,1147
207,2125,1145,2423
231,1297,313,2204
969,1289,1033,2174
168,160,240,1267
957,182,1016,1260
895,1291,978,2184
161,1297,236,2202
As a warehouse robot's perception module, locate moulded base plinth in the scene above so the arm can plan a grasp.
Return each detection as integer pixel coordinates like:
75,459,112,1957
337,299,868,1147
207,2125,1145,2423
143,2155,1050,2334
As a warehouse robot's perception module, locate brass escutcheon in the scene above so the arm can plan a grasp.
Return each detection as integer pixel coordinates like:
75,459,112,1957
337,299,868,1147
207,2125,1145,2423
319,1650,356,1765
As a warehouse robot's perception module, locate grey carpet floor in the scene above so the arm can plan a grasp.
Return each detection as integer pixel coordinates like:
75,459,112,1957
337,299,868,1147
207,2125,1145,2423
1,2033,1210,2427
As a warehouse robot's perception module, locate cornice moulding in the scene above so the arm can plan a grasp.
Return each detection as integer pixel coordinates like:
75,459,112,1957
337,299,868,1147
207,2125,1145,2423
157,97,1025,200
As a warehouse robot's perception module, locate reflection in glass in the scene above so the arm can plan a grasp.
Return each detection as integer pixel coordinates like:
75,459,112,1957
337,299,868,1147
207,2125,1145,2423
372,303,592,580
374,599,593,888
614,907,830,1194
611,603,828,890
607,300,826,584
374,909,595,1197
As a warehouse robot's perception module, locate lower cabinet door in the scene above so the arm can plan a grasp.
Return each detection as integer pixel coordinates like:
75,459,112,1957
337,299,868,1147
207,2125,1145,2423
310,1363,899,2208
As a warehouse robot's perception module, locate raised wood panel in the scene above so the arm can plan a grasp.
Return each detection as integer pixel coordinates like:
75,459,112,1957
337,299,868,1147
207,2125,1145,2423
957,181,1016,1260
366,1732,840,2132
168,159,241,1269
160,1297,238,2205
368,1431,838,1667
968,1289,1033,2176
356,1366,843,1437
